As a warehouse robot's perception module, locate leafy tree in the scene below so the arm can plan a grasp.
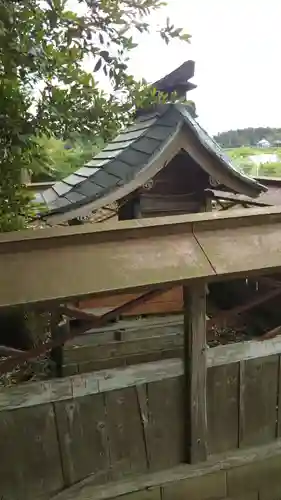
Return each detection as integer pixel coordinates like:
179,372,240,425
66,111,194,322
0,0,191,231
214,127,281,148
30,134,105,181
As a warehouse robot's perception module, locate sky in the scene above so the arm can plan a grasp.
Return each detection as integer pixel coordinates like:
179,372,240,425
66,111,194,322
71,0,281,135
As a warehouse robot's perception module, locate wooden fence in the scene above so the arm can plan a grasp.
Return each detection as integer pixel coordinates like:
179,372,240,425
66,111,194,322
1,336,281,500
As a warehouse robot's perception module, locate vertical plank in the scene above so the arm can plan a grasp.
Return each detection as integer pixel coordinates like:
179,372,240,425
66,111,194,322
239,355,279,448
50,311,65,378
54,393,110,486
277,355,281,437
135,384,150,469
145,376,184,471
238,361,245,446
183,283,208,463
0,404,63,500
204,193,213,212
105,386,147,480
207,363,239,454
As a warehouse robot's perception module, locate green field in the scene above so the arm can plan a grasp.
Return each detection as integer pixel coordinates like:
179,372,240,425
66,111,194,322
225,147,281,177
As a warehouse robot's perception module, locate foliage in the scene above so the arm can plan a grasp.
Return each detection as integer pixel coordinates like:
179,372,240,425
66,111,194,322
0,0,191,231
258,162,281,177
215,127,281,148
226,146,281,177
30,134,105,181
228,147,257,159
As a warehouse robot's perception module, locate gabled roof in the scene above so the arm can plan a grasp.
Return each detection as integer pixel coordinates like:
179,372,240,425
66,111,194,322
41,103,266,224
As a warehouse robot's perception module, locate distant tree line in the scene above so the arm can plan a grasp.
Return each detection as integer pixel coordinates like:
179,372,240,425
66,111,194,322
214,127,281,148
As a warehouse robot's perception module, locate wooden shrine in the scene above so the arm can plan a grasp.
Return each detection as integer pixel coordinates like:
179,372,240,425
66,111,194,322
35,61,270,317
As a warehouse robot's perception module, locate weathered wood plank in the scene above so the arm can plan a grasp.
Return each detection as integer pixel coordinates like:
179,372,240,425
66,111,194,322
78,289,184,317
145,376,184,471
277,355,281,437
4,335,281,411
0,359,183,411
64,333,183,364
207,363,239,454
239,355,279,447
2,334,281,413
51,440,281,500
0,403,64,500
135,384,150,469
183,283,208,463
207,336,281,367
66,314,184,341
105,387,147,480
54,393,111,486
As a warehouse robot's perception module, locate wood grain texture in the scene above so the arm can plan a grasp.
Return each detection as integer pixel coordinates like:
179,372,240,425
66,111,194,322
239,356,279,448
0,403,63,500
51,439,281,500
105,387,147,480
207,363,239,454
54,393,111,486
183,283,208,463
4,336,281,412
5,206,281,308
145,377,184,471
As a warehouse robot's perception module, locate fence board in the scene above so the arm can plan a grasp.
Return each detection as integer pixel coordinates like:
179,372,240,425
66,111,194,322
54,393,110,486
0,404,63,500
146,376,184,471
277,356,281,437
239,355,279,448
183,283,208,463
207,363,239,454
105,387,147,480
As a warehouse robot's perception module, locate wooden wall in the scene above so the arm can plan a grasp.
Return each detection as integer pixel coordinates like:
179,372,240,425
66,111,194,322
2,337,281,499
63,315,183,376
53,442,281,500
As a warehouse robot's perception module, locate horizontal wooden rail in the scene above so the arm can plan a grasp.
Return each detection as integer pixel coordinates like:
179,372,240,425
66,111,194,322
2,206,281,308
3,335,281,411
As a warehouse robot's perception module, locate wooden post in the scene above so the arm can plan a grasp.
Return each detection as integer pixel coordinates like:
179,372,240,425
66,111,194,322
50,311,64,378
183,282,208,463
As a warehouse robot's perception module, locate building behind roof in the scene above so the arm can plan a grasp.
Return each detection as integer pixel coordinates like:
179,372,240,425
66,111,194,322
257,138,271,148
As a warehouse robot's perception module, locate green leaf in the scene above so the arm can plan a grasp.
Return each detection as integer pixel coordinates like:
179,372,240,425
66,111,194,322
100,50,110,62
94,58,102,72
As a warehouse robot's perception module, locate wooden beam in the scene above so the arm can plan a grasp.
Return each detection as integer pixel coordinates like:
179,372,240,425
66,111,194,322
4,206,281,308
0,345,24,356
207,335,281,367
260,325,281,340
183,283,208,463
49,311,64,377
205,189,269,207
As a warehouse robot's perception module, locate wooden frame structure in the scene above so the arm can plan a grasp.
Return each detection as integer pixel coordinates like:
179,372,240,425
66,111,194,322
3,206,281,466
3,205,281,309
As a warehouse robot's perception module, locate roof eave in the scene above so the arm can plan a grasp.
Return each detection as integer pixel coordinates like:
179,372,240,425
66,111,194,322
176,104,267,198
42,120,186,225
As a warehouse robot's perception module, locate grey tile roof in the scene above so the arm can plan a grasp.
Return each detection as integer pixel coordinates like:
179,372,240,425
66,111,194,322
40,103,266,222
176,104,267,195
41,105,179,216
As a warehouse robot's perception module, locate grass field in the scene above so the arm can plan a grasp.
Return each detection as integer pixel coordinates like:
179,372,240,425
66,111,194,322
225,146,281,177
